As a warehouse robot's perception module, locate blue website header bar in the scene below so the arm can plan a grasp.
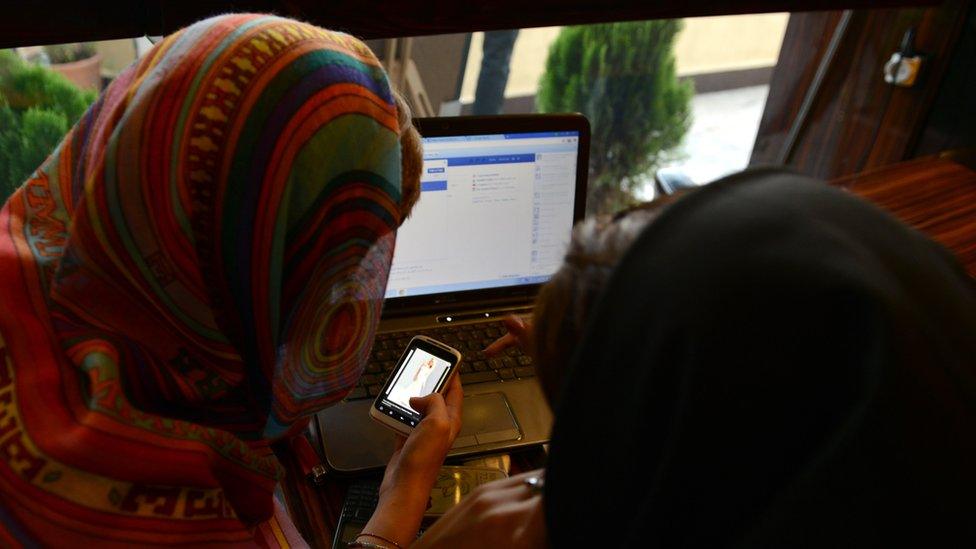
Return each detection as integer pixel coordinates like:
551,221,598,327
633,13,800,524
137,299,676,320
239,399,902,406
503,131,578,139
423,131,579,143
424,143,578,160
447,154,535,167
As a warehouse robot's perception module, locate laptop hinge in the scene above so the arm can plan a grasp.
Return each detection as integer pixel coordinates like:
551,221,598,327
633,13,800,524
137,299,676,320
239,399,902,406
381,294,535,319
435,305,533,324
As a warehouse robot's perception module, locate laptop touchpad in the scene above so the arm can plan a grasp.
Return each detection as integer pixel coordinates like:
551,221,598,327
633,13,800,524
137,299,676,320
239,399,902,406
452,392,522,449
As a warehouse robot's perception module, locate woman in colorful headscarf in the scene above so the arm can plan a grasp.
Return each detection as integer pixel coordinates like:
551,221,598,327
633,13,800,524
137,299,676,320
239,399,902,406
0,13,442,546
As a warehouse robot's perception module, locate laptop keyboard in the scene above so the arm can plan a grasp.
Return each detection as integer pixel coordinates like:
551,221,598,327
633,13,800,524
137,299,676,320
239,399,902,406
346,320,535,400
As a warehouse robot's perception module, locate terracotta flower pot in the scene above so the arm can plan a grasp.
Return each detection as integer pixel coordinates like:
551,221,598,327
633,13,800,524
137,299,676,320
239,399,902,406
50,53,102,91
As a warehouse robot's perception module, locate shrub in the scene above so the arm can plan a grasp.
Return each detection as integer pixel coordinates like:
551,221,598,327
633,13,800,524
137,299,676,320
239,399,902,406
0,49,96,201
538,20,692,214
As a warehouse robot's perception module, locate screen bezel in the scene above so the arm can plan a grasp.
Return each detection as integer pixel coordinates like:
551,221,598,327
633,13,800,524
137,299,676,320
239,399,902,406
383,114,590,316
373,337,461,427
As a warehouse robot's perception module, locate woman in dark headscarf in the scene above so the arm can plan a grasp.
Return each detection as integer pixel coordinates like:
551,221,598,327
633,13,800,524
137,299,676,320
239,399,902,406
411,168,976,547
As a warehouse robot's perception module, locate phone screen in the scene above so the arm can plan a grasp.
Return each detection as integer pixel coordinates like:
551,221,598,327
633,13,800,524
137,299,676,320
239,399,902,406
375,340,457,427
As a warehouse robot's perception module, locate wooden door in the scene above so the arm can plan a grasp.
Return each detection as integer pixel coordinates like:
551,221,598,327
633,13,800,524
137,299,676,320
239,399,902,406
751,1,972,178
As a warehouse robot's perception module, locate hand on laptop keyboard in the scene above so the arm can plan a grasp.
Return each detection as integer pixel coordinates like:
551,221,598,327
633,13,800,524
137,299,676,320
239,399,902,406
483,315,533,358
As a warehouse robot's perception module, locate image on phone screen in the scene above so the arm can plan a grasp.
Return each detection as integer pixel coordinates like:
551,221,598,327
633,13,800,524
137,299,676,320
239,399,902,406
385,348,452,413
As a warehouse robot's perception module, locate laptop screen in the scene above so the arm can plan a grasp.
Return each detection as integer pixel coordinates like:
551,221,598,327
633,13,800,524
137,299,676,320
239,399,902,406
385,130,581,300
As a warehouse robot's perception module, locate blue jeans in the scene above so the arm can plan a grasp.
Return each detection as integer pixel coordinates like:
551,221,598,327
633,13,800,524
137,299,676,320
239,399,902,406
472,30,520,116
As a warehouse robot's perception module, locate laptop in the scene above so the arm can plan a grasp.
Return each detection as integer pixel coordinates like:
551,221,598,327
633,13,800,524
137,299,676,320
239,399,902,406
314,114,590,473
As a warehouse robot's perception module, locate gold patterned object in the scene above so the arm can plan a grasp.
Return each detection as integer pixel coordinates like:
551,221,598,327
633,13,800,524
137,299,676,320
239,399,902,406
425,466,508,516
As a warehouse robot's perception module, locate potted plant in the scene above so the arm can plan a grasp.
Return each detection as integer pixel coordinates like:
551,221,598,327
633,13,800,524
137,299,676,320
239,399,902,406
44,42,101,91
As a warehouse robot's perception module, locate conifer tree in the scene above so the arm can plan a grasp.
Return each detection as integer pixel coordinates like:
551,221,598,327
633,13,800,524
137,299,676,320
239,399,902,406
538,21,692,214
0,50,96,200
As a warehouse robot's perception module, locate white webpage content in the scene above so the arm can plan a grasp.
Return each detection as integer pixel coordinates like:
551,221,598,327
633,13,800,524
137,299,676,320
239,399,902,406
385,348,451,413
386,131,579,299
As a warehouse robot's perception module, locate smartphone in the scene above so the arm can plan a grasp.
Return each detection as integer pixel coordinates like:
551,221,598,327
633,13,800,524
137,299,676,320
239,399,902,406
369,335,463,435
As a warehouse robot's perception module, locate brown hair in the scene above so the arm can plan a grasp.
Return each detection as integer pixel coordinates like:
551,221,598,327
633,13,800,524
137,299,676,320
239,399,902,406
532,195,682,405
395,91,422,222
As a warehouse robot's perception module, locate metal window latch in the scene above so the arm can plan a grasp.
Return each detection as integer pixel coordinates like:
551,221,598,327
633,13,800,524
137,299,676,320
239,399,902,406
884,27,926,87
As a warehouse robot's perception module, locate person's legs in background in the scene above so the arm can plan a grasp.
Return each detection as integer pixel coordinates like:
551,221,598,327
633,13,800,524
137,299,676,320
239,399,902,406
472,30,520,115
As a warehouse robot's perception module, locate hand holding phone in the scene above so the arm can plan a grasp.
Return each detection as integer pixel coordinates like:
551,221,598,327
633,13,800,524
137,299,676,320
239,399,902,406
361,374,464,548
370,336,463,435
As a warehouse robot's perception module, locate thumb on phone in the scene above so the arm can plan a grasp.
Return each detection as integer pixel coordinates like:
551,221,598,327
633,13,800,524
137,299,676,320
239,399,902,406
409,392,445,417
409,393,454,440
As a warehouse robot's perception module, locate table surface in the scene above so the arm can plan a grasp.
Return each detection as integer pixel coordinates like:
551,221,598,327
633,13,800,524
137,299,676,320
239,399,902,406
832,155,976,276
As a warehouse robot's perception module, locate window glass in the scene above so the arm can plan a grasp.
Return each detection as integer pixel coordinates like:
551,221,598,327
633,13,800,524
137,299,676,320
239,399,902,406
1,15,790,216
383,14,789,214
0,38,151,199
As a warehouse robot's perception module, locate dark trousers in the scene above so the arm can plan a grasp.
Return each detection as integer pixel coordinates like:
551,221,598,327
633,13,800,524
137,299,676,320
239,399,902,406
472,30,520,115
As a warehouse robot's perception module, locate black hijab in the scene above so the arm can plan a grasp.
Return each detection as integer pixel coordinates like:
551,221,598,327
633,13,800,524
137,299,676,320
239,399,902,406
545,169,976,547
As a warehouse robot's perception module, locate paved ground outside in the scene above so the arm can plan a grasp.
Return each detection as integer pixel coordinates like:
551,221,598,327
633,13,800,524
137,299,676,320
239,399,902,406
638,84,770,200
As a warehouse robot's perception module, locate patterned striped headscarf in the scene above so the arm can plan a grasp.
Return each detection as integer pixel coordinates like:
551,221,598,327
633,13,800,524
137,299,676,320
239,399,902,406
0,14,404,545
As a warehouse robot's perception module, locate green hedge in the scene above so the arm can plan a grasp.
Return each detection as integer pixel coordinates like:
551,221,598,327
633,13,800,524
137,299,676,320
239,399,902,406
0,50,96,202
